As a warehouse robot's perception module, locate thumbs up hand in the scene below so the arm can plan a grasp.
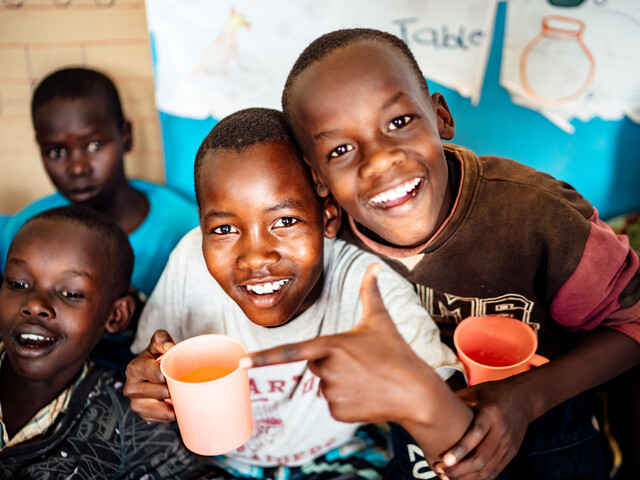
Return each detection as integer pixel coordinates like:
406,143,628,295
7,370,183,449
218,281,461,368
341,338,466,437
245,263,473,461
244,263,450,425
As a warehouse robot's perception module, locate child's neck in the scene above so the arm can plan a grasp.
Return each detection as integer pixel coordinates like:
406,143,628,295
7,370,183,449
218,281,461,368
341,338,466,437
0,360,82,439
96,183,149,234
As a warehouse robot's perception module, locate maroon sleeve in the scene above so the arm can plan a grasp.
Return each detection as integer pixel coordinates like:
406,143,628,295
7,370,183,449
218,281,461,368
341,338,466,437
550,210,640,343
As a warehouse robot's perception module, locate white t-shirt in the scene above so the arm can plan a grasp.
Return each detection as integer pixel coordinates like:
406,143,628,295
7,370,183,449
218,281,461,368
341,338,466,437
132,228,461,467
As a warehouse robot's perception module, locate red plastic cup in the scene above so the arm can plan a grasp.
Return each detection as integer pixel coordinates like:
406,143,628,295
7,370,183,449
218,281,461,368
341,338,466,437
453,316,549,386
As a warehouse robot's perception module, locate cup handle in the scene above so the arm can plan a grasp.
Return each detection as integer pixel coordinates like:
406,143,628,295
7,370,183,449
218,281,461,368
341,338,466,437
156,355,174,405
530,353,549,367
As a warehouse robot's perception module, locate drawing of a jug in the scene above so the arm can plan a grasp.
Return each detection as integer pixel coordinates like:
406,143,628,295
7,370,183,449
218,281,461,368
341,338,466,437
519,15,595,105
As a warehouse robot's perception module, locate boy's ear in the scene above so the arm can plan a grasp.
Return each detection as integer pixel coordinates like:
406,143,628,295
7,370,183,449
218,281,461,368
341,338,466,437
322,195,342,239
305,159,331,197
431,92,455,140
121,120,133,153
104,293,136,334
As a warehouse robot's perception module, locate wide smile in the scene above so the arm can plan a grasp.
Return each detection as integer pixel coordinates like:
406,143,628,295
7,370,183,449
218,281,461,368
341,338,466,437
12,328,60,357
243,279,289,295
368,177,422,209
238,278,292,310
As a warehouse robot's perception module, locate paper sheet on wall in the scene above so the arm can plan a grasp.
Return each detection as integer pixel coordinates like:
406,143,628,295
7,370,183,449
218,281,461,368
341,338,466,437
500,0,640,133
146,0,498,120
0,0,162,214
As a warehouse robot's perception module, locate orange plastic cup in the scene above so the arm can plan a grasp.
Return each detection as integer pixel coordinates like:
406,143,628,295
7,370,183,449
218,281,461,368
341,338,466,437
159,334,254,455
453,316,549,386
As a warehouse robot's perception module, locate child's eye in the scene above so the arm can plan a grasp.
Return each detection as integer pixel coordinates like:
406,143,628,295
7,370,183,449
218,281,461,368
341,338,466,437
61,290,83,299
329,144,354,159
212,225,238,235
273,217,299,228
7,280,29,290
46,147,67,160
87,141,101,153
388,115,412,131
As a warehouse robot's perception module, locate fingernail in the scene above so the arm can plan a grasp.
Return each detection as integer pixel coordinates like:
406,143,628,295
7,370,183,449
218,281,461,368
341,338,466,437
162,342,173,352
443,453,457,466
239,357,253,369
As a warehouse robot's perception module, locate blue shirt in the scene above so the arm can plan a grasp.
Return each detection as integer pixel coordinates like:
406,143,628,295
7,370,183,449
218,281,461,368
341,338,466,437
0,180,199,297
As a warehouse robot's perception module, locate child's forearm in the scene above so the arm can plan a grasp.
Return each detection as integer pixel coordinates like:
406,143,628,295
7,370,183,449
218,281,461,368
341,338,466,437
396,367,474,461
509,327,640,421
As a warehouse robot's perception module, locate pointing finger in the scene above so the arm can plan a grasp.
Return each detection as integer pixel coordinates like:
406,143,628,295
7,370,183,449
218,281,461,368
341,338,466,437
242,336,334,368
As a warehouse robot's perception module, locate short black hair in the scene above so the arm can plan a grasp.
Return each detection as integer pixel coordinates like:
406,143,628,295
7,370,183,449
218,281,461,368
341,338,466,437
23,205,133,298
193,107,301,207
282,28,429,138
31,67,125,129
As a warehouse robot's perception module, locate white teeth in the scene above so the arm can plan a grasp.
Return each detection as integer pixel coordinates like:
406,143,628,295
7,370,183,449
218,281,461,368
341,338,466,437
370,178,421,206
20,333,53,342
244,279,288,295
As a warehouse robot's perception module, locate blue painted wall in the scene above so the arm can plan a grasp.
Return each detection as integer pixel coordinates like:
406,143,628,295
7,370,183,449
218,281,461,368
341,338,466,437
158,2,640,221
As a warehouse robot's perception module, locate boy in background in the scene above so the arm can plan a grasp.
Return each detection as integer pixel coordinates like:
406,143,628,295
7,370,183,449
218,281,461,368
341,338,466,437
246,28,640,480
0,67,198,300
0,67,199,372
0,206,216,479
124,108,472,479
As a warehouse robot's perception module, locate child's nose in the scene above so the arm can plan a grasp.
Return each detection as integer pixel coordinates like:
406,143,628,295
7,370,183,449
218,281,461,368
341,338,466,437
359,140,403,179
236,234,280,270
21,292,54,319
66,151,92,176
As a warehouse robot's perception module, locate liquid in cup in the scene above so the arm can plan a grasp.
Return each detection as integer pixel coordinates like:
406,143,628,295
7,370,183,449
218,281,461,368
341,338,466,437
159,334,254,455
178,366,235,383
